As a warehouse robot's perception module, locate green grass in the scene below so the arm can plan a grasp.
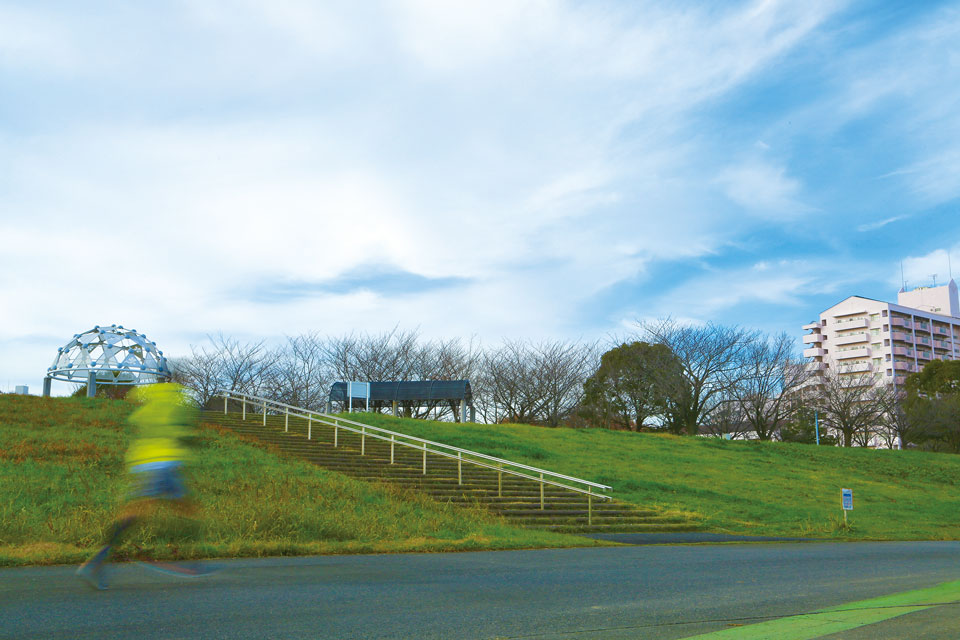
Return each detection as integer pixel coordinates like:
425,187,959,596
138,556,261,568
350,412,960,540
0,396,603,567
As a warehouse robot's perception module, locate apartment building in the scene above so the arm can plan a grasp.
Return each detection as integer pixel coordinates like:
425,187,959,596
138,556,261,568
802,280,960,388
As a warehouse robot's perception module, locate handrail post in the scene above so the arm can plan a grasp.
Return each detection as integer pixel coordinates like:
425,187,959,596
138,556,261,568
540,473,544,510
498,464,502,497
361,426,366,455
223,395,227,414
422,443,427,475
262,401,267,426
588,492,593,526
390,435,395,464
242,398,246,420
285,408,289,433
458,451,462,485
334,422,338,447
308,414,312,440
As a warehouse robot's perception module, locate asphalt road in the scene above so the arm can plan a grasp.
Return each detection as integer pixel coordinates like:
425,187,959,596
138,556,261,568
3,542,960,639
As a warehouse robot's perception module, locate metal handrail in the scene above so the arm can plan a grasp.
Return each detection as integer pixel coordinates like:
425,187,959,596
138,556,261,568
213,389,612,502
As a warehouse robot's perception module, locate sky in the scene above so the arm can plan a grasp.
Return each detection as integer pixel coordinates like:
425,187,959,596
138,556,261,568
2,0,960,395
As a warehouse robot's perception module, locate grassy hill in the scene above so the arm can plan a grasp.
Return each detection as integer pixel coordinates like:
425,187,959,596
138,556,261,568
0,395,600,567
351,412,960,541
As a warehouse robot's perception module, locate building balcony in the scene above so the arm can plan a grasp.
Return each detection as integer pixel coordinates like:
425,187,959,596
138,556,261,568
894,376,907,385
802,321,821,331
893,361,912,371
835,316,868,329
934,340,951,349
935,325,951,336
891,317,912,328
892,346,914,357
840,362,872,373
804,362,828,371
834,333,868,346
802,333,824,344
836,347,870,360
803,347,825,358
891,331,911,342
917,351,931,360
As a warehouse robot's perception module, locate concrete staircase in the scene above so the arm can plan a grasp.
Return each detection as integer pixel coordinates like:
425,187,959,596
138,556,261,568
200,410,699,534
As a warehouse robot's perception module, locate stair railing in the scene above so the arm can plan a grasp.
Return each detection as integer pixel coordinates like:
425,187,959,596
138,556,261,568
213,390,611,515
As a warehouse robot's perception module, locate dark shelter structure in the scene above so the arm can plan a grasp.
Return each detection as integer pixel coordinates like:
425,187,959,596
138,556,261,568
327,380,475,423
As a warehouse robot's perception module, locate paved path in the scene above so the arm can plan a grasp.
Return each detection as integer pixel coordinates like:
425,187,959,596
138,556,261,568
2,542,960,639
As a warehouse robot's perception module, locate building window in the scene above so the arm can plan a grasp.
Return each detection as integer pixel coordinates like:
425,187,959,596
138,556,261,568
882,310,888,317
884,339,890,346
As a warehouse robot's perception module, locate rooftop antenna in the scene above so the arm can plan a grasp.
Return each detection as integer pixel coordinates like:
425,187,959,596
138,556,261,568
931,273,938,287
949,252,954,280
900,261,906,291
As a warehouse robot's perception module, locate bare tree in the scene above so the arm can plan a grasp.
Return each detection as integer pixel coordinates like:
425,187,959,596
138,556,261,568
324,327,421,383
729,333,810,441
813,370,886,447
641,319,758,435
535,340,598,427
265,332,331,412
477,340,596,426
482,341,545,423
172,333,276,406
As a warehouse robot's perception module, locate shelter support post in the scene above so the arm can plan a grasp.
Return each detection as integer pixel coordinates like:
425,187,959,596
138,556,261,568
86,372,96,398
223,395,228,414
262,401,267,426
460,399,466,424
392,401,398,417
470,405,476,423
285,409,289,432
242,399,246,420
42,377,51,397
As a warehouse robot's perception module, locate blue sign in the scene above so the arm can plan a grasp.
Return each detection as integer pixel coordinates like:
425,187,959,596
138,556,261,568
842,488,853,511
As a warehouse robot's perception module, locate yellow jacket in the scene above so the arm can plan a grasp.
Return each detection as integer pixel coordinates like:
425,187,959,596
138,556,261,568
125,383,196,468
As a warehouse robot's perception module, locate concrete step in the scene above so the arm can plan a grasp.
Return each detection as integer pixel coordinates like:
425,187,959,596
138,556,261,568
200,410,699,534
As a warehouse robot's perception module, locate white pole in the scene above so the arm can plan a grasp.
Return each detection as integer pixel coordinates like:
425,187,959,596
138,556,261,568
285,408,289,433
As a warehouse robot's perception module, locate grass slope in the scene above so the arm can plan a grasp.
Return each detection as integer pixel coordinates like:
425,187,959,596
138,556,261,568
0,396,601,567
352,412,960,540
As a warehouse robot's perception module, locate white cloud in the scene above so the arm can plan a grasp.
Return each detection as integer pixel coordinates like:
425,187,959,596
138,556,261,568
716,160,811,217
0,1,853,393
857,215,907,232
896,245,960,291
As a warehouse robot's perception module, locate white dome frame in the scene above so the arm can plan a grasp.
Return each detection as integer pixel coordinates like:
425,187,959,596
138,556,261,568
46,325,170,393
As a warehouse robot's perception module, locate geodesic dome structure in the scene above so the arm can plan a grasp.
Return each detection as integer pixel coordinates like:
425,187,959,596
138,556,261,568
47,325,170,386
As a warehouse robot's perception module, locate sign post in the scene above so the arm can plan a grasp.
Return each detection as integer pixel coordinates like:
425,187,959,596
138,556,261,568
841,488,853,526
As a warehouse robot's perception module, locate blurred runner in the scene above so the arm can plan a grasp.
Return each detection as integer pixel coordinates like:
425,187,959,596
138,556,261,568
76,382,203,589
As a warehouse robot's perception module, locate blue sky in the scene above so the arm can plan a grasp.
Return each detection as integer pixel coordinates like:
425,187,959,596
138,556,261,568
2,0,960,394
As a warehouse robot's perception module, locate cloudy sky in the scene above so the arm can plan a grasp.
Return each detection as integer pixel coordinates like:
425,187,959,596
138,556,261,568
2,0,960,394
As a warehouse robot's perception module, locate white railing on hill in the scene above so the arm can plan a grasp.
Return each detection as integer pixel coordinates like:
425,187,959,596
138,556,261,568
213,390,612,516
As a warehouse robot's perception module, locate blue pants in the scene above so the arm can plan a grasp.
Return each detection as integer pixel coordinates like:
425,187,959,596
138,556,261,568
129,461,186,499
